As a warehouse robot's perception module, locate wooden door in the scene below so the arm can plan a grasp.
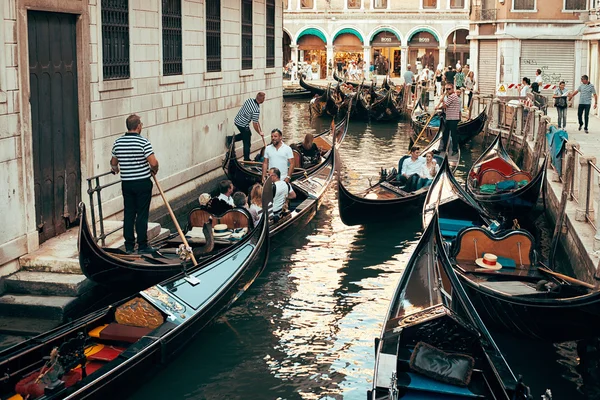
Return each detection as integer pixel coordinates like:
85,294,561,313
28,11,81,243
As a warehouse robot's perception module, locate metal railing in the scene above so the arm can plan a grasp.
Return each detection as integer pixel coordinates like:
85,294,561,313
471,7,497,21
471,93,600,251
86,171,122,246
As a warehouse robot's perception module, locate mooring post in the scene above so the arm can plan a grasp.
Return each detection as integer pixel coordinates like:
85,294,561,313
576,156,596,222
516,103,524,137
491,98,499,129
533,109,543,142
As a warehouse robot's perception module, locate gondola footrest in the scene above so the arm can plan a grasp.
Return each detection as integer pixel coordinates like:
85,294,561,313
409,342,475,387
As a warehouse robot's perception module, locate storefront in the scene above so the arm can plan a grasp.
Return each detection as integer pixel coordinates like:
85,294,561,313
407,30,439,72
297,32,327,79
445,29,469,69
333,31,364,74
370,31,402,76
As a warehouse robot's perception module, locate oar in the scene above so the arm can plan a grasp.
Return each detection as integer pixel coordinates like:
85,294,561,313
411,99,444,152
151,173,199,269
538,265,596,289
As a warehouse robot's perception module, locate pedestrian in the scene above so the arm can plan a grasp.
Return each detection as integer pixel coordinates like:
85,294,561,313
568,74,598,133
553,81,569,129
444,66,456,87
520,77,531,97
230,92,265,161
419,68,430,110
533,69,543,93
438,84,461,156
110,114,159,254
434,68,443,97
261,128,294,183
291,62,298,82
464,70,476,118
455,67,465,107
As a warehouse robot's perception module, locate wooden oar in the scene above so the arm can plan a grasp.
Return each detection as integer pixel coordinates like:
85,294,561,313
151,173,198,267
538,266,596,290
410,98,444,152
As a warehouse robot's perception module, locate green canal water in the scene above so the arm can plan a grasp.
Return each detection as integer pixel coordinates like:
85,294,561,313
129,100,592,399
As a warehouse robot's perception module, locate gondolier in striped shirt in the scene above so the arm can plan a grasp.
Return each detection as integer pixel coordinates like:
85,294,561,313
439,84,461,156
230,92,266,161
110,114,159,254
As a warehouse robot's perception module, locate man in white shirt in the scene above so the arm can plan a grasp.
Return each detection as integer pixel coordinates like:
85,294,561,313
262,128,294,183
269,167,296,219
397,146,425,192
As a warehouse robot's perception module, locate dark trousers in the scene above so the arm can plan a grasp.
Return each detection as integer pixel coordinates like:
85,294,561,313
122,178,153,251
442,119,459,152
398,174,420,192
233,124,252,161
578,104,591,130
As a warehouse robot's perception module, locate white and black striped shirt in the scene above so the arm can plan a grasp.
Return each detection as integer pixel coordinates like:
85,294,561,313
234,98,260,127
111,133,154,181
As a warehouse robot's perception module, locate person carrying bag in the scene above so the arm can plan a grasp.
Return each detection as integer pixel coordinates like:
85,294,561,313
553,81,568,129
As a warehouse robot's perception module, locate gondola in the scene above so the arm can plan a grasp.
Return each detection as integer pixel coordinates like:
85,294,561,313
333,70,372,89
368,88,403,122
0,183,271,400
410,101,487,145
283,87,312,99
369,213,533,399
466,134,547,219
308,84,333,119
299,75,326,96
223,105,350,193
424,159,600,342
338,129,460,226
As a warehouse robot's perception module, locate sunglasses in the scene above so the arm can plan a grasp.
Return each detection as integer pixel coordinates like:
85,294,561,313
445,88,453,91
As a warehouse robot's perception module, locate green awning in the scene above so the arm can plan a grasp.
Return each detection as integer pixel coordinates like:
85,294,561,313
297,28,327,44
408,28,439,42
370,28,401,42
333,28,364,44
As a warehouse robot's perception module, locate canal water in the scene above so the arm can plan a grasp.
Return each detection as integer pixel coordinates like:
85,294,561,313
129,100,593,399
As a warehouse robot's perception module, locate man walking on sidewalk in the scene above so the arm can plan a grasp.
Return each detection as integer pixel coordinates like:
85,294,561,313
110,114,159,254
569,75,598,134
230,92,265,160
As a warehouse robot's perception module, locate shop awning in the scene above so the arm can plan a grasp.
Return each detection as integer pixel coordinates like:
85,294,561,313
408,28,439,43
370,28,401,43
297,28,327,44
333,28,364,44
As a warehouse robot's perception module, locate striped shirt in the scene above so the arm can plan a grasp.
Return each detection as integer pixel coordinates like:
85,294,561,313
444,93,461,121
577,83,597,105
234,98,261,127
111,133,154,181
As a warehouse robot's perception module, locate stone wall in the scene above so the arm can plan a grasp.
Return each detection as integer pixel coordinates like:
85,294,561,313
0,0,283,276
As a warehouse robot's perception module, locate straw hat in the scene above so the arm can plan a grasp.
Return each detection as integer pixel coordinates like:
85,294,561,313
475,254,502,270
213,224,230,238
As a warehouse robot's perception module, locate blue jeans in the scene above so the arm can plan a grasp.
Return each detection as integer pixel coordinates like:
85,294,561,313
417,178,433,190
556,107,567,129
398,174,420,192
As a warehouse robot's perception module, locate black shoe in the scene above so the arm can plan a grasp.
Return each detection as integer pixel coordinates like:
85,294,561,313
585,129,589,134
125,248,135,255
137,246,158,254
579,124,583,131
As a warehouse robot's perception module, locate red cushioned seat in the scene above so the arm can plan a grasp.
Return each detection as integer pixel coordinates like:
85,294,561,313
98,323,152,343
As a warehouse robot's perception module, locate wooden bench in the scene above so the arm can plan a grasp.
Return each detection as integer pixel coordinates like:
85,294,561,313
186,208,252,231
478,169,532,186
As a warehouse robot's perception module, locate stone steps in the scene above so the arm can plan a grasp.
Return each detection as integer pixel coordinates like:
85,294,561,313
4,271,94,297
0,294,79,320
0,317,61,337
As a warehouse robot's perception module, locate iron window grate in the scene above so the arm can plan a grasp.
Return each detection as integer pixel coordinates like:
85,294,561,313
266,0,275,68
101,0,130,80
241,0,253,70
206,0,221,72
162,0,182,76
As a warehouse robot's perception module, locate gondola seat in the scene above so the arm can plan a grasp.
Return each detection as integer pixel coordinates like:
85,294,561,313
452,227,535,267
477,170,532,187
89,323,153,344
186,208,252,231
439,218,476,239
476,157,517,177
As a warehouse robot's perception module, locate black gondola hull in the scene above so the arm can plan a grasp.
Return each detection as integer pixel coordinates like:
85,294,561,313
411,107,487,145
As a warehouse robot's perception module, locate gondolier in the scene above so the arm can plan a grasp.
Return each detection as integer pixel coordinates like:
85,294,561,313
110,114,159,254
439,84,461,156
230,92,266,161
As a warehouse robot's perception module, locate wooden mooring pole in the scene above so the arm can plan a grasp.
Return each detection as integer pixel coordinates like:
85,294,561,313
549,145,576,267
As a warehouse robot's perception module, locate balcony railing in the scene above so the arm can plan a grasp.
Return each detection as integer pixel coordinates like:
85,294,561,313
472,6,497,21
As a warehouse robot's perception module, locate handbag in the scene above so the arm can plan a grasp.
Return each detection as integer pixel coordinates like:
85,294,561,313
555,91,567,108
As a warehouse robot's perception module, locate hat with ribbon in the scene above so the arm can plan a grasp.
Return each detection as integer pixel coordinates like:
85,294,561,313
475,253,502,270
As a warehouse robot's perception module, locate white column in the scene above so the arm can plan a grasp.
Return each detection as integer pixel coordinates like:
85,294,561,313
326,45,334,80
296,0,301,10
288,0,292,10
401,41,409,77
438,45,446,70
363,45,371,76
291,44,298,65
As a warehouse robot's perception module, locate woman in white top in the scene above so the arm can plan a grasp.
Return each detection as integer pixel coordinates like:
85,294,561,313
417,152,440,190
520,77,531,97
248,184,263,227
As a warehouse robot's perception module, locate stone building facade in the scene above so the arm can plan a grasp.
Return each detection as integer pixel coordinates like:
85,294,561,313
470,0,590,99
283,0,470,79
0,0,283,277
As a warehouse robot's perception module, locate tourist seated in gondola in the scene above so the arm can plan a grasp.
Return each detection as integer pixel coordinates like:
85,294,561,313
269,167,296,221
198,193,211,210
397,146,425,192
232,191,249,211
294,133,321,168
206,180,234,215
416,151,439,189
248,183,263,227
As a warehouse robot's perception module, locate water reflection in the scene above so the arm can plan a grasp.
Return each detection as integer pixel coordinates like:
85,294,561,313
129,99,588,400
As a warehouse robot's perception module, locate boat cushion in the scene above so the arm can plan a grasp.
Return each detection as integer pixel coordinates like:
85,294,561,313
86,345,126,362
479,184,496,194
396,372,480,398
439,218,475,234
496,180,517,191
15,369,82,399
98,323,152,343
115,297,164,329
409,342,475,387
